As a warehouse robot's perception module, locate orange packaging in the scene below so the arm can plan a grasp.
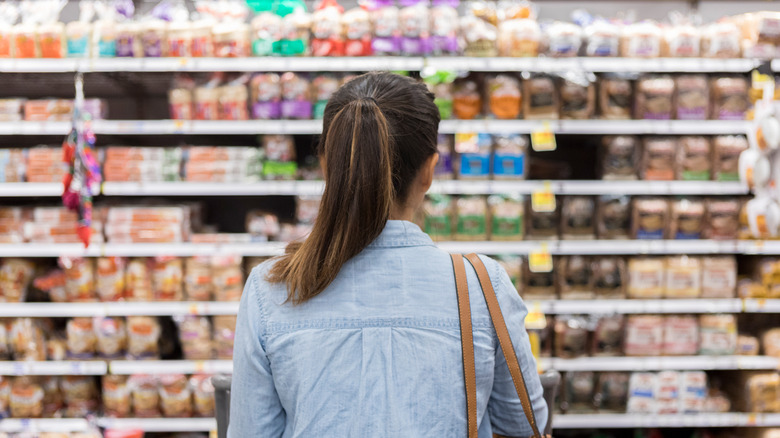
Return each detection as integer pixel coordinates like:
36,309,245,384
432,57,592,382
13,26,37,58
38,24,64,58
0,31,11,57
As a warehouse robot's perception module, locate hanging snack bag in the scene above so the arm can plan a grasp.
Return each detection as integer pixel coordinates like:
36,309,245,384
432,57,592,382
487,74,521,120
191,374,215,417
96,257,126,301
545,21,582,57
399,0,431,55
554,316,589,359
311,0,345,56
635,75,674,120
125,258,153,301
675,75,709,120
281,72,312,119
591,315,625,356
713,135,748,181
701,256,737,298
560,76,595,119
430,0,459,55
601,136,639,180
632,197,669,240
312,74,340,119
677,136,712,181
641,137,677,181
705,198,740,240
699,314,737,355
665,255,702,298
126,316,160,360
453,76,482,120
66,317,97,359
103,375,130,418
561,196,596,240
599,76,633,119
670,197,705,240
251,12,282,56
621,21,662,57
523,75,558,120
128,374,160,418
343,7,373,56
558,256,594,300
159,374,192,418
424,194,453,240
593,256,627,298
624,315,664,356
493,134,527,179
628,257,665,298
488,194,523,241
454,132,491,179
710,76,749,120
94,317,127,359
455,196,488,241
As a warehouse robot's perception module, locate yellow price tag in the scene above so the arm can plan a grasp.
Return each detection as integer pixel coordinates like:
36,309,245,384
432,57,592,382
195,361,206,373
525,302,547,330
529,243,553,273
531,181,556,212
531,121,556,152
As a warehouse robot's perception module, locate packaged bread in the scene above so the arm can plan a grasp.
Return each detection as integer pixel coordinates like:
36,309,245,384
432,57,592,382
627,372,657,413
591,315,624,356
497,19,540,57
66,318,96,359
554,316,589,358
737,334,760,356
593,257,627,299
0,322,8,360
0,376,9,418
562,372,595,413
699,314,737,355
492,134,528,179
455,196,488,241
558,256,594,300
41,375,62,417
10,318,46,361
526,198,560,241
561,196,596,240
218,83,250,121
487,74,521,119
94,317,127,359
459,13,498,57
599,77,633,119
624,315,664,356
453,77,482,120
635,75,674,120
169,86,193,120
455,133,491,179
61,257,97,302
594,372,630,412
176,316,212,361
96,257,126,302
632,197,669,239
675,75,709,120
664,256,702,298
125,258,153,301
583,19,620,57
677,136,712,181
213,255,244,302
126,316,160,360
621,21,662,57
159,374,192,418
601,136,639,180
250,73,282,120
184,257,214,301
701,256,737,298
628,258,665,299
670,198,705,240
62,375,98,417
10,377,43,418
312,74,340,119
496,255,522,290
424,195,453,240
102,375,131,418
664,21,700,57
713,135,748,181
559,77,595,119
152,257,183,301
280,72,312,120
428,78,454,120
434,136,454,179
597,195,631,239
522,262,557,300
488,195,523,241
663,315,699,355
701,21,741,58
641,137,677,181
523,76,558,120
761,328,780,358
213,315,237,360
191,374,215,417
710,77,749,120
47,334,67,361
194,85,220,120
730,372,779,413
0,258,35,302
128,374,160,418
545,21,582,57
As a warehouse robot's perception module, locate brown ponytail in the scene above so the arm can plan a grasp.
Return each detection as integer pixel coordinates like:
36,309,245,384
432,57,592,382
268,72,441,304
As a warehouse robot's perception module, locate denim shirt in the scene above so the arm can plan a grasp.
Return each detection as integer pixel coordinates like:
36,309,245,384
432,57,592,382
229,220,548,438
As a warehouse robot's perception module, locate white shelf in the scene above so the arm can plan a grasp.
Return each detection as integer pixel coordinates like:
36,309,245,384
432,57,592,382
102,181,325,196
532,298,743,314
439,119,749,135
539,356,778,372
0,301,240,317
0,419,91,433
428,57,758,73
0,361,107,376
97,417,217,432
553,413,780,429
0,183,62,197
110,360,232,375
0,243,102,257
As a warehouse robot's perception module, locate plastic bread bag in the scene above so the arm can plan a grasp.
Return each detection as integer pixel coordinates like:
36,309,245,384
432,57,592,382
91,0,119,57
94,316,127,359
175,315,212,360
459,10,497,57
39,375,62,417
311,0,345,56
761,328,780,358
165,1,192,57
495,255,522,290
705,198,740,240
66,317,96,359
594,372,629,412
497,18,540,57
102,375,131,418
423,70,456,120
398,0,431,56
61,375,98,417
212,3,250,57
159,374,192,418
561,196,596,240
312,74,340,119
126,316,160,360
632,197,669,239
591,315,624,356
128,374,160,417
488,194,523,241
737,334,760,356
624,314,664,356
0,322,8,360
452,75,482,120
277,8,311,57
10,376,43,418
675,75,709,120
492,134,527,180
627,258,665,299
341,7,372,56
423,194,453,240
641,137,677,181
152,257,183,301
218,77,250,121
46,333,67,361
669,197,705,240
454,196,488,241
522,261,556,300
191,374,215,417
280,72,312,120
96,257,126,301
13,1,40,58
559,73,596,120
368,0,400,55
0,3,19,58
169,74,195,120
213,315,237,360
526,196,560,241
710,76,749,121
10,318,46,361
663,13,700,57
124,258,153,301
454,132,491,179
701,256,736,298
562,371,595,413
114,0,140,58
434,135,455,179
601,135,639,180
65,0,94,57
544,21,581,57
36,0,67,58
251,12,282,56
712,135,748,181
138,3,169,58
522,75,558,120
598,76,633,120
597,195,631,239
486,73,521,120
558,256,594,300
554,315,589,358
621,20,662,57
0,377,9,417
592,256,627,299
699,314,737,355
634,75,674,120
184,256,213,301
0,258,35,302
700,19,740,58
664,255,702,299
212,255,243,301
430,0,459,55
582,17,620,57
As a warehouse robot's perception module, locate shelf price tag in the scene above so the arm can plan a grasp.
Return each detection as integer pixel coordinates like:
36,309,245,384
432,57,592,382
531,121,556,152
525,302,547,330
531,181,555,212
528,243,553,273
195,361,206,373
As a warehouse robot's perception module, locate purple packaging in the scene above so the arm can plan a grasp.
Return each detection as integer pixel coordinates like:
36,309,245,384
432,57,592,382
253,102,282,120
281,100,312,119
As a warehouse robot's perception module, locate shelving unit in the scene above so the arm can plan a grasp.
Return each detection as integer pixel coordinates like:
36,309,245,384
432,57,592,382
0,361,107,376
553,413,780,429
96,418,217,433
538,356,780,372
0,419,91,434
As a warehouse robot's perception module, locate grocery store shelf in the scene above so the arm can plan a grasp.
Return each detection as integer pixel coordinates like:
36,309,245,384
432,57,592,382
0,183,62,197
539,356,779,372
553,413,780,429
0,361,107,376
0,419,91,433
97,417,216,432
0,243,102,257
532,298,743,314
429,180,748,196
0,301,240,317
110,360,233,375
101,181,326,196
0,57,759,73
439,119,749,135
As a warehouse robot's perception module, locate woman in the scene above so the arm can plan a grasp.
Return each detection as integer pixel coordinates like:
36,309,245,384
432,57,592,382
230,72,547,437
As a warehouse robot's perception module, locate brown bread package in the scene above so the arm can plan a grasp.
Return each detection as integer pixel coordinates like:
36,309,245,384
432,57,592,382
599,76,633,119
624,315,664,356
713,135,748,181
762,328,780,358
669,198,705,240
554,316,589,358
677,136,712,181
628,258,665,298
453,76,482,120
641,137,677,181
523,75,558,119
597,195,631,239
662,315,699,355
561,196,596,240
710,76,749,120
675,75,709,120
487,73,522,119
591,315,624,356
526,197,560,240
704,198,740,240
560,77,595,119
701,256,737,298
593,256,627,298
664,256,702,298
634,75,674,120
601,136,639,180
594,372,629,412
725,372,780,413
558,256,594,299
562,371,596,413
632,197,669,239
737,334,760,356
522,261,557,300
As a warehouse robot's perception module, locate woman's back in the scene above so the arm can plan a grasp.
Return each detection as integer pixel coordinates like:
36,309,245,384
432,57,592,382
229,220,548,437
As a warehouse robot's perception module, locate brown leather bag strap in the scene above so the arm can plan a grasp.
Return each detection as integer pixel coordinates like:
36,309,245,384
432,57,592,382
451,254,479,438
464,253,543,438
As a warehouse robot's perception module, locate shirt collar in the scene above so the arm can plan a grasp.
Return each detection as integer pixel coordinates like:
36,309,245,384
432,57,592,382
368,220,436,248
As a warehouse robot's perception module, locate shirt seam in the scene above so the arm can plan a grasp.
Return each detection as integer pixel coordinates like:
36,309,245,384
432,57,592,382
250,267,270,351
266,317,494,335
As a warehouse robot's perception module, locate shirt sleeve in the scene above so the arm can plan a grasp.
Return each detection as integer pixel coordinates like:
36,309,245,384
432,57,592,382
228,268,286,438
485,257,549,437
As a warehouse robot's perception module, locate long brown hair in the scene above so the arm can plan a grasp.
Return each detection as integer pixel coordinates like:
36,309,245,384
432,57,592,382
267,72,441,304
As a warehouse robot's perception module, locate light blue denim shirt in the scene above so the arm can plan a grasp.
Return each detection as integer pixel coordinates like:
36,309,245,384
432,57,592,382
229,220,548,437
